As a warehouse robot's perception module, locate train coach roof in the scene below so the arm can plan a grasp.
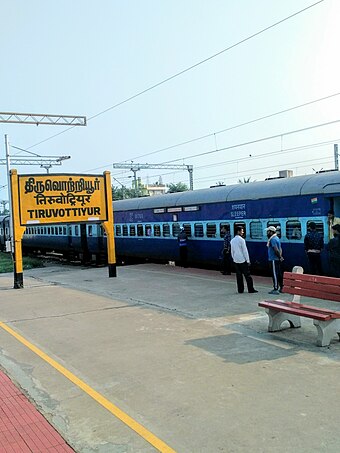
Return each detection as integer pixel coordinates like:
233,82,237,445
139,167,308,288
113,171,340,210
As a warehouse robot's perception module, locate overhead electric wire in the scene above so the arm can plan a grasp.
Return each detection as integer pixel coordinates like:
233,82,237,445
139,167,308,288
160,119,340,165
25,0,324,152
110,137,339,181
128,91,340,161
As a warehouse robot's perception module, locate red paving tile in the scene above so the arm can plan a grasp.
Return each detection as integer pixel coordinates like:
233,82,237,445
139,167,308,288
0,370,74,452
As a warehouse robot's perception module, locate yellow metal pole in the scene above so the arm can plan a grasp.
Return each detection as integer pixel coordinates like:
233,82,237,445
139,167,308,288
10,169,26,288
102,171,117,277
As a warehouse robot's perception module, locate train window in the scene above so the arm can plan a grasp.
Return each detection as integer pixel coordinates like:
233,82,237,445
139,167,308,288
122,225,128,236
59,227,62,235
75,226,79,236
172,223,180,237
68,227,72,235
286,221,302,240
219,223,230,238
162,224,170,237
250,221,263,239
194,223,204,237
154,224,161,237
206,223,216,238
129,225,136,236
115,225,122,236
63,227,66,235
137,224,144,236
183,223,192,237
145,224,152,236
88,225,93,237
234,222,246,238
267,221,281,238
306,221,324,236
55,228,59,235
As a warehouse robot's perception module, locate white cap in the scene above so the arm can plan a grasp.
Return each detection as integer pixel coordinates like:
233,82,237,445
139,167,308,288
266,226,276,233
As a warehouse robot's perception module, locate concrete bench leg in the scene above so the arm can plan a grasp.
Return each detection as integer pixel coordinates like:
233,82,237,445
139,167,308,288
265,308,301,332
313,319,340,347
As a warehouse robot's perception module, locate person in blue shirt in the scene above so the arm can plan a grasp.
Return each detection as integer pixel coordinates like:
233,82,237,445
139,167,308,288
178,226,188,267
304,221,324,275
266,226,284,295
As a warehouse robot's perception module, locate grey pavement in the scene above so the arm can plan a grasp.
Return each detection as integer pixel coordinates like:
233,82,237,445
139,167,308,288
0,263,340,452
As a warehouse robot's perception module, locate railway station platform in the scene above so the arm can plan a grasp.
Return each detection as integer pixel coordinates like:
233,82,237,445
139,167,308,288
0,263,340,452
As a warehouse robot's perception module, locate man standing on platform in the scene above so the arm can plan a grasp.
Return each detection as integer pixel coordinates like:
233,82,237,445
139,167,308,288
220,226,231,275
266,226,284,295
230,226,258,294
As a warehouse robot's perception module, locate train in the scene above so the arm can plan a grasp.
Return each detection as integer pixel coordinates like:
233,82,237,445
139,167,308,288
1,170,339,274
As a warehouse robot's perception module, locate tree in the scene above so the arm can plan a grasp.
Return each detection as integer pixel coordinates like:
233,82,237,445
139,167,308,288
167,182,189,193
238,177,253,184
111,185,136,200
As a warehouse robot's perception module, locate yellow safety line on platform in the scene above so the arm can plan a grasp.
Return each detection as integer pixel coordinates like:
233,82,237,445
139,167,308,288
0,321,176,453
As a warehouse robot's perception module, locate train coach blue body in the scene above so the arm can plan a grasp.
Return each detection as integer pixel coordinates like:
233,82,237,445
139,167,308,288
113,171,340,274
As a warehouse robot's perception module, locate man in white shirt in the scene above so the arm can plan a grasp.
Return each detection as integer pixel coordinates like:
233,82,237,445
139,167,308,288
230,225,258,294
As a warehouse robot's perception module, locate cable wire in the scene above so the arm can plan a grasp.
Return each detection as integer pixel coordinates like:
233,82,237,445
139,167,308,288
25,0,324,151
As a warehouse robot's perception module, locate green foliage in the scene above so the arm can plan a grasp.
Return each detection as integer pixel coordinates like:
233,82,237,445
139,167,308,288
238,177,253,184
0,252,44,273
111,185,137,200
167,182,189,193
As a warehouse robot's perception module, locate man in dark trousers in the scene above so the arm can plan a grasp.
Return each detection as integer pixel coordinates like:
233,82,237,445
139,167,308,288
230,226,257,293
304,221,324,275
178,226,188,267
220,226,231,275
266,226,284,295
328,224,340,277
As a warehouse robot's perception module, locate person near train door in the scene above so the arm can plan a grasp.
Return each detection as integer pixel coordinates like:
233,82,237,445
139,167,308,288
178,226,188,267
304,221,324,275
328,224,340,277
266,226,284,295
220,226,231,275
230,226,258,293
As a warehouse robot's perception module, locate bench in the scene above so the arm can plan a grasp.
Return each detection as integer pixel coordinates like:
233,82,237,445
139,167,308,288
259,267,340,347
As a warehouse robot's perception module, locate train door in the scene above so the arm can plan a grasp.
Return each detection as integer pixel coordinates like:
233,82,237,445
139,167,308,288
234,222,246,238
327,196,340,240
80,223,91,264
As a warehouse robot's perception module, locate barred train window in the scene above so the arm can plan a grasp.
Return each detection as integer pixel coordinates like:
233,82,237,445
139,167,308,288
250,221,263,239
194,223,204,237
206,223,216,238
154,224,161,237
129,225,136,236
183,223,192,237
172,223,180,237
63,227,66,235
307,220,324,236
286,221,302,240
137,224,144,236
115,225,122,236
122,225,128,236
145,224,152,236
219,223,230,238
162,224,170,237
88,225,93,237
267,221,281,238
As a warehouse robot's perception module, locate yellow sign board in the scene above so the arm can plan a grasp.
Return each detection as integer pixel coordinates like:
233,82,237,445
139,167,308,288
18,174,108,225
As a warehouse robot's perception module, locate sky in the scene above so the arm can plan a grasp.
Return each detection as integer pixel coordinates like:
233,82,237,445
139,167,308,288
1,0,340,199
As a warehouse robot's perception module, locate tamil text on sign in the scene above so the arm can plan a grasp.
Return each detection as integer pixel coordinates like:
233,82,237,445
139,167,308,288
18,174,108,225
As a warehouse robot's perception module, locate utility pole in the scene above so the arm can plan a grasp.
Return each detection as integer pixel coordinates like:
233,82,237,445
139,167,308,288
334,144,339,171
0,110,86,288
112,162,194,195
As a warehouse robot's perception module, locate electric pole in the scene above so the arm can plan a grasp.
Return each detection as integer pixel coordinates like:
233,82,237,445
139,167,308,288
112,162,194,196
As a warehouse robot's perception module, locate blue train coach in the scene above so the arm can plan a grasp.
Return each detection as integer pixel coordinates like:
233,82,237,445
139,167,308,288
113,170,340,274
